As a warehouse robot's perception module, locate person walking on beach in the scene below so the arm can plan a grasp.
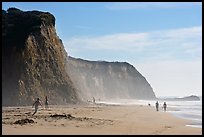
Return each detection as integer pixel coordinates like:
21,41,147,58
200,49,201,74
32,98,43,116
93,97,95,104
45,96,49,109
163,102,167,111
155,101,159,111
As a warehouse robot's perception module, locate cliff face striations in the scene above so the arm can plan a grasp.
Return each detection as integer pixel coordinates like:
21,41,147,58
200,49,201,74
2,8,157,106
66,57,157,101
2,8,79,106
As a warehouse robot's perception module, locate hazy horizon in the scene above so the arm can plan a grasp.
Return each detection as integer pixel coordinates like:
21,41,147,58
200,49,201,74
2,2,202,97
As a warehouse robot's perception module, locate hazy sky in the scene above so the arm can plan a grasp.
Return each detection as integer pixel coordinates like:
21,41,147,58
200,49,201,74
2,2,202,97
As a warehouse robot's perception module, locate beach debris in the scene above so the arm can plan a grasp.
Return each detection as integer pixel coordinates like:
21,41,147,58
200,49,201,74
61,124,65,126
50,114,75,120
82,117,93,121
49,114,114,127
25,112,31,115
3,117,10,119
164,126,172,129
14,114,21,116
13,118,35,125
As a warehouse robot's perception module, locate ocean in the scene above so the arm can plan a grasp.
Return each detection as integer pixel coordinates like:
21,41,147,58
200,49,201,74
96,97,202,129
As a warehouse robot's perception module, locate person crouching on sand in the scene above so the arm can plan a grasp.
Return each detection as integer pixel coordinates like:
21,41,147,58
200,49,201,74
32,98,43,116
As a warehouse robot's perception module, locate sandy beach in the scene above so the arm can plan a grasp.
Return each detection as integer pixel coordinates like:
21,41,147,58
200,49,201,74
2,103,202,135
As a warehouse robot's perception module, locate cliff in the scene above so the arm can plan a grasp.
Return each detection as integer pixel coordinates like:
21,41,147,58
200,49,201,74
2,8,157,106
66,57,157,101
2,8,79,106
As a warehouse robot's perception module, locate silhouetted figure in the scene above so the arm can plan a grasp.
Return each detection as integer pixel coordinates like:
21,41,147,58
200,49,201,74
32,98,43,116
45,96,49,109
155,101,159,111
93,97,95,104
163,102,167,111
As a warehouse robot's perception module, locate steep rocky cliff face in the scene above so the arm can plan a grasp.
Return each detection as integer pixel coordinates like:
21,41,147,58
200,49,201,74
2,8,79,106
66,57,156,101
2,8,157,106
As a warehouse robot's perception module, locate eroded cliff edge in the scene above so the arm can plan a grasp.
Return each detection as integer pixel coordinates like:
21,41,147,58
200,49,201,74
2,8,79,106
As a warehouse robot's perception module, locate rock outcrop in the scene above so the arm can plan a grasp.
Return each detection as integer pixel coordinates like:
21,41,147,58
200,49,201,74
179,95,200,101
2,8,79,106
159,95,200,101
66,57,157,101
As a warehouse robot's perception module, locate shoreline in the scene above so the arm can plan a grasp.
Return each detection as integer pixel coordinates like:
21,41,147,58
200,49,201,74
95,99,202,129
2,104,202,135
168,111,202,129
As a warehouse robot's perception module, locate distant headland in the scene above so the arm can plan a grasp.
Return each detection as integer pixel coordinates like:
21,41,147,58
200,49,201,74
158,95,200,101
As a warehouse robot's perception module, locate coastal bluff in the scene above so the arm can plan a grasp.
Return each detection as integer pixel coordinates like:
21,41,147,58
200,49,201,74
2,8,79,106
2,8,157,106
66,57,157,101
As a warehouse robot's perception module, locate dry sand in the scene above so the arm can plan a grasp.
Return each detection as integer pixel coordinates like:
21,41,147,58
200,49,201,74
2,103,202,135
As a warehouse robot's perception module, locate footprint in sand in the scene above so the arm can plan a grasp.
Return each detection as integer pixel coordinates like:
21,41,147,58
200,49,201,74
153,126,172,134
25,112,31,115
61,124,65,126
14,114,21,116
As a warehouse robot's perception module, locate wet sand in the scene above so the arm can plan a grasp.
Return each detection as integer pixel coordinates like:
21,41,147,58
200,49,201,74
2,103,202,135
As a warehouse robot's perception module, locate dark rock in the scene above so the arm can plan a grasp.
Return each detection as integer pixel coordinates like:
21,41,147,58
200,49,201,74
50,114,75,119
